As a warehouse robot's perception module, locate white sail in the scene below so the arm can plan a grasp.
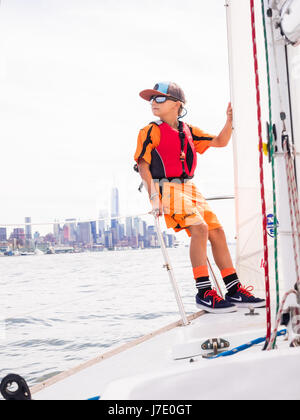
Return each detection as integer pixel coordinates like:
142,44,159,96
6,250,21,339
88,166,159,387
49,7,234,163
281,0,300,45
226,0,280,295
288,44,300,189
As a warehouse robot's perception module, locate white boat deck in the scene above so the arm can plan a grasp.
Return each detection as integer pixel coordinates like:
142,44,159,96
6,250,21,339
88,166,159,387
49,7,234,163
31,307,300,400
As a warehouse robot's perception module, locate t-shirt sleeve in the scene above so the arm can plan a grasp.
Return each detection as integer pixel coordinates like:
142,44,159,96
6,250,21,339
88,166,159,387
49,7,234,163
134,124,159,165
188,124,215,155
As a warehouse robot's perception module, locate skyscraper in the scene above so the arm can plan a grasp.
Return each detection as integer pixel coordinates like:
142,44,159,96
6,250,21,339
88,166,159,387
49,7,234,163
133,217,143,236
0,228,7,242
78,222,92,245
10,228,25,245
98,209,108,243
90,221,97,244
25,217,32,240
53,220,61,243
125,216,133,237
63,224,70,243
65,218,77,243
111,187,119,218
111,187,120,246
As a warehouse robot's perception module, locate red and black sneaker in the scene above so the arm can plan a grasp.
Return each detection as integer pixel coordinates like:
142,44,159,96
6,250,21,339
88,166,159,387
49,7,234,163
225,284,265,308
196,289,237,314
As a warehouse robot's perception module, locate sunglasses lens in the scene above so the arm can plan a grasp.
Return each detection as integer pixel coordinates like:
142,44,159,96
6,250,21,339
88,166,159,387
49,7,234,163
150,96,167,104
155,96,167,103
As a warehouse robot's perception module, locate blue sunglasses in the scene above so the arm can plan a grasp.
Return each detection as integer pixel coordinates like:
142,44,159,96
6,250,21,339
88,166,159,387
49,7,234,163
150,95,179,104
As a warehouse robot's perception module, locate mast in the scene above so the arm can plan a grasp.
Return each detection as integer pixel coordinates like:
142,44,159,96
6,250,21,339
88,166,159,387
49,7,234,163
263,0,300,307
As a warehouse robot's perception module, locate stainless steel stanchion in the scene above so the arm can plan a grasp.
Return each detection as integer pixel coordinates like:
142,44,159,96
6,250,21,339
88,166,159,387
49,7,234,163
153,212,189,326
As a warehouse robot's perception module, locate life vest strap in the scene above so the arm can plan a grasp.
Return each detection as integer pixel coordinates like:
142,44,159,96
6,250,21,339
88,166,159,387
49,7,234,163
153,176,194,183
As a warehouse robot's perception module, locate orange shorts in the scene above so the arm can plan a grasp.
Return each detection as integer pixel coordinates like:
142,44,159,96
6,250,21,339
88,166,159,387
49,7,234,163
160,180,222,237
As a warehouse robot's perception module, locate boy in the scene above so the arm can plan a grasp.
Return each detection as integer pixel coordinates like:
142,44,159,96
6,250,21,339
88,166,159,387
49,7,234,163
134,81,265,313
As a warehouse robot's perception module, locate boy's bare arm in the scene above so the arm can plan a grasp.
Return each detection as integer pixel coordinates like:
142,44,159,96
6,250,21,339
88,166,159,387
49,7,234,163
137,158,159,198
137,158,163,215
211,102,233,148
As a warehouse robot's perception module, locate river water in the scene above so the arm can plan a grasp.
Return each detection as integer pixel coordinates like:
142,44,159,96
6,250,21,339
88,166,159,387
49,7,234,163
0,244,235,387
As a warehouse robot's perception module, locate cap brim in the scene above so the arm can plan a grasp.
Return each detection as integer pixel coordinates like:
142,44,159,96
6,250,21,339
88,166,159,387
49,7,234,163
139,89,171,101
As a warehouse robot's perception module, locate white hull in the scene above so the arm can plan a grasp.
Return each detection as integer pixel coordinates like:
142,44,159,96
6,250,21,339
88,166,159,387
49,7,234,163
31,307,300,400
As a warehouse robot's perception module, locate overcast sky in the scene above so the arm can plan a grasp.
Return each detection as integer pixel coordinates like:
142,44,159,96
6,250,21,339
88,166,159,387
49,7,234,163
0,0,235,240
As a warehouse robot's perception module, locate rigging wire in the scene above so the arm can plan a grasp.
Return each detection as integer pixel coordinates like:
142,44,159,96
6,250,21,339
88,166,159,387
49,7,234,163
250,0,272,350
0,196,235,228
0,212,151,228
261,0,280,346
282,137,300,282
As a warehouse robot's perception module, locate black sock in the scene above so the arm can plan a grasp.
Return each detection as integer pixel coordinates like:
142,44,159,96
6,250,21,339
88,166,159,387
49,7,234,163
195,276,212,298
223,273,240,296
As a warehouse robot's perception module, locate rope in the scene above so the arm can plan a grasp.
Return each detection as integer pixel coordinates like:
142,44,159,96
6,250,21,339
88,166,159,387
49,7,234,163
267,289,297,350
282,137,300,284
250,0,272,348
268,151,300,348
267,0,300,282
261,0,280,306
0,196,235,228
261,0,280,346
209,329,287,358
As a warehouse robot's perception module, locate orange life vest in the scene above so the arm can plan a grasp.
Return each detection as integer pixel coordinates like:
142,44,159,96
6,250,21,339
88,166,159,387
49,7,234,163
150,120,197,181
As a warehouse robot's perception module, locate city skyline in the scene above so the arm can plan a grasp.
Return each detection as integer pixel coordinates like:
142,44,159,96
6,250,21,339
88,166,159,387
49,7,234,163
0,180,237,245
0,187,177,255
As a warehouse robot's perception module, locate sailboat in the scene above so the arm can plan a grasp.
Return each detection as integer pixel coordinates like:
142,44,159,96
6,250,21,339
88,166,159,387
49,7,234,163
1,0,300,400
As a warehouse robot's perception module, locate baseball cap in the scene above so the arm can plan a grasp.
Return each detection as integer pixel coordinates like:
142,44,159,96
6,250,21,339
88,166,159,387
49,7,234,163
139,81,186,104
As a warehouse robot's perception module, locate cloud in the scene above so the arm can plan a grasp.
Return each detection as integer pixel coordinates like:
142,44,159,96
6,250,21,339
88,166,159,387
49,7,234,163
0,0,234,237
